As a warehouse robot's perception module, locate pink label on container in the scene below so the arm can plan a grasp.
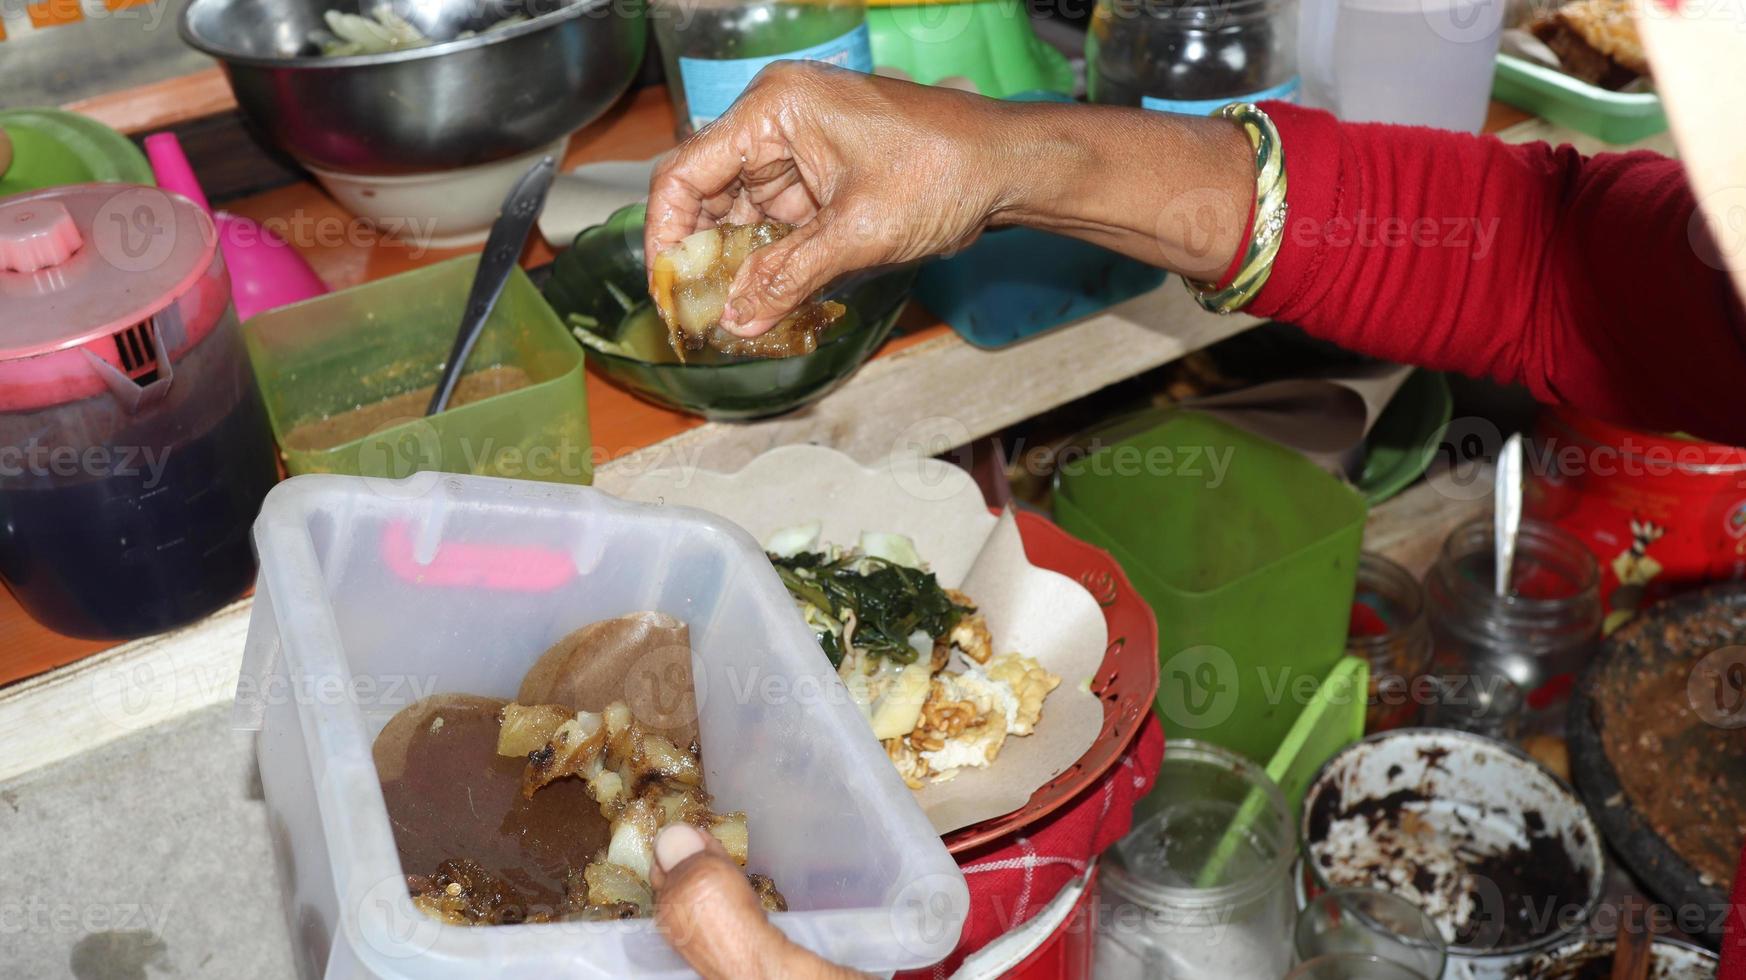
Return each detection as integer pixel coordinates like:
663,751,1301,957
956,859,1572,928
380,520,575,592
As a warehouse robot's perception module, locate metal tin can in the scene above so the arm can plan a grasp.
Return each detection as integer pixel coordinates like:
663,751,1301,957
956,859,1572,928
1527,407,1746,634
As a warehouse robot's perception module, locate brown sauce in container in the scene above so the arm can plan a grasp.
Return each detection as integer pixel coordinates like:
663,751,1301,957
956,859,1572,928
284,365,532,452
373,695,609,920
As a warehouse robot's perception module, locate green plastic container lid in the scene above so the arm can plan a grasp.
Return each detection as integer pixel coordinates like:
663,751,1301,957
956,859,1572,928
0,109,154,200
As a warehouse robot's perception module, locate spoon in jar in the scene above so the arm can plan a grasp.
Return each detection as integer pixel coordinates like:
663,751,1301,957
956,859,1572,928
1494,433,1525,597
427,155,556,416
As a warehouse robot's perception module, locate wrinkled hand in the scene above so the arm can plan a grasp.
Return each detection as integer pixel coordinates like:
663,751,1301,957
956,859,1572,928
645,62,1016,338
651,823,868,980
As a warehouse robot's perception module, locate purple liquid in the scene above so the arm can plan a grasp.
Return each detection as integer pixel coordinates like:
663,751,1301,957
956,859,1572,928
0,329,279,641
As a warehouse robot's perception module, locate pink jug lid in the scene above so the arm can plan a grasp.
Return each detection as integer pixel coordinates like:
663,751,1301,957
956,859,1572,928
0,183,218,363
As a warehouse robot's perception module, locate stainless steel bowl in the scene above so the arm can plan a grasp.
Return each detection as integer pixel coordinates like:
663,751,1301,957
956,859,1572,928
181,0,646,174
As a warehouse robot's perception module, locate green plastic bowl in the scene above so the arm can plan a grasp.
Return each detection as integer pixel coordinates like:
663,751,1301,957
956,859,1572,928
1358,369,1452,505
541,203,917,421
0,109,154,199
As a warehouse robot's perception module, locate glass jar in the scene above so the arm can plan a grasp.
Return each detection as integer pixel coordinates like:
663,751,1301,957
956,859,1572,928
1422,517,1601,727
1294,887,1448,978
1285,953,1432,980
1095,740,1296,980
652,0,872,136
1348,553,1434,733
1086,0,1300,113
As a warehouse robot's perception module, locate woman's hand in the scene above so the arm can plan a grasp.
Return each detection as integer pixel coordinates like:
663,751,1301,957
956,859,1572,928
645,62,1017,338
646,63,1257,338
650,823,868,980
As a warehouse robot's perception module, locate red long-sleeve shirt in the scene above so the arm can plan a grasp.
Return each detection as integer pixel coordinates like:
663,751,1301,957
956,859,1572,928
1248,103,1746,447
1245,104,1746,970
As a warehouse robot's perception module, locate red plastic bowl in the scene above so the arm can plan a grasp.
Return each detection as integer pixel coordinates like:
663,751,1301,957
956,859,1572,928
942,509,1162,853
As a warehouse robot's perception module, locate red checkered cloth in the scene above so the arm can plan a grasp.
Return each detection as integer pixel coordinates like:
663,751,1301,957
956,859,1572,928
897,712,1166,979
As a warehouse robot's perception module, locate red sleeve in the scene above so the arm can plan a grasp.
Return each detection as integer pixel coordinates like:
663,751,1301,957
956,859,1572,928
1725,845,1746,980
1247,103,1746,446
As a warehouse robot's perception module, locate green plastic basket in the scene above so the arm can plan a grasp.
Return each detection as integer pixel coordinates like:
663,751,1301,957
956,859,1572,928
245,257,592,485
1053,410,1367,763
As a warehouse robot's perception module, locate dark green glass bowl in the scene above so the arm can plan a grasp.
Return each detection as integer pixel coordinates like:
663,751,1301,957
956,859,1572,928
542,203,916,421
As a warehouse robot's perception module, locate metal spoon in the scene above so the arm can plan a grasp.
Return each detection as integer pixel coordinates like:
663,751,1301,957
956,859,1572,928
1494,432,1525,597
426,155,557,416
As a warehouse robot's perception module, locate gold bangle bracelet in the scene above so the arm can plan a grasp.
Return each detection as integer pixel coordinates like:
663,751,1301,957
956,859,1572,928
1183,102,1288,315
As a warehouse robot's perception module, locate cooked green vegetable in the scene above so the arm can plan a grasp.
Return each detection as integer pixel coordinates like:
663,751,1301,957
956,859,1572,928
770,550,971,669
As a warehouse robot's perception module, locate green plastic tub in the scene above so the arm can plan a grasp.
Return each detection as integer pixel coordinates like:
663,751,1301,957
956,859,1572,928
1053,411,1368,762
1492,55,1666,145
245,257,591,484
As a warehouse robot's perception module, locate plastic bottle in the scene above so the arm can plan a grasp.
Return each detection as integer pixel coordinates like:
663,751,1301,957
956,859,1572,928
654,0,874,136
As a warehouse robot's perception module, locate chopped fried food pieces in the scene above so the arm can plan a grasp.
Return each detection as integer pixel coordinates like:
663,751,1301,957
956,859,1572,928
651,222,846,360
986,653,1062,737
496,702,573,758
407,859,534,926
506,699,786,915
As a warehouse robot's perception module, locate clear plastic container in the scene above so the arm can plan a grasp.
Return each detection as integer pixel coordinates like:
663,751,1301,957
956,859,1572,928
1094,740,1296,980
243,257,591,486
653,0,873,135
1298,0,1504,132
1087,0,1300,113
237,473,968,979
